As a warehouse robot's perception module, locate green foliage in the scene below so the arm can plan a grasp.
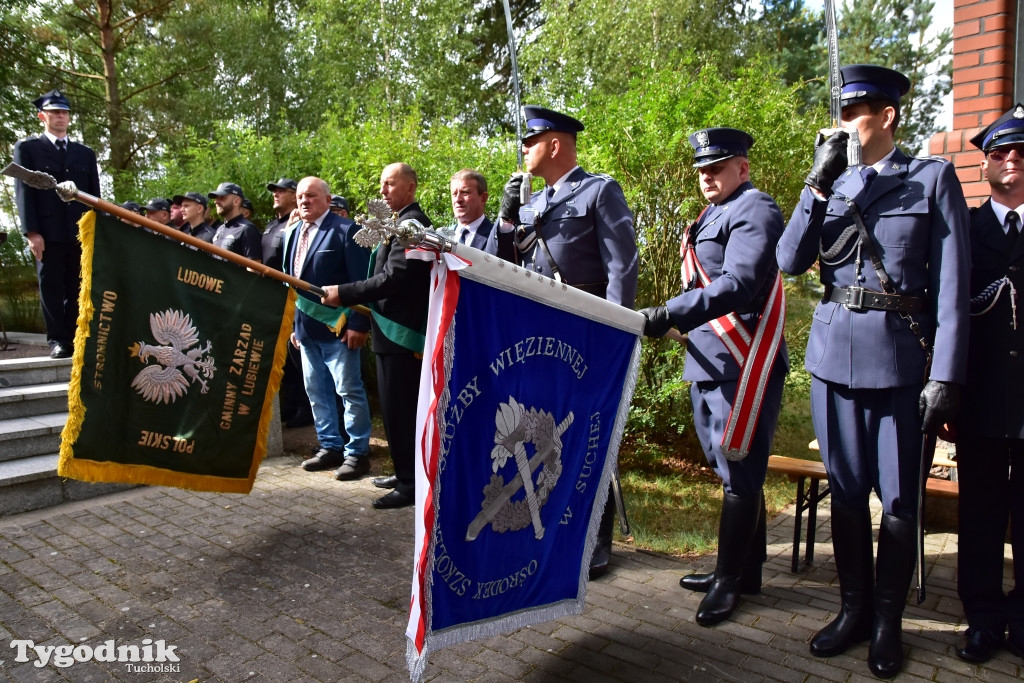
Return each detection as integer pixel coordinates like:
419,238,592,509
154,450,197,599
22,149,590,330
837,0,952,151
0,231,44,333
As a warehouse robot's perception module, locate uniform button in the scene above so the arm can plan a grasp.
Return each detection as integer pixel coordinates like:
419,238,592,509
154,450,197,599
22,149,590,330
1010,266,1019,273
1011,351,1019,358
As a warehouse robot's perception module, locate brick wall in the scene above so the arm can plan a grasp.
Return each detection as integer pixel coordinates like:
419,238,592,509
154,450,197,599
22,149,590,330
927,0,1017,205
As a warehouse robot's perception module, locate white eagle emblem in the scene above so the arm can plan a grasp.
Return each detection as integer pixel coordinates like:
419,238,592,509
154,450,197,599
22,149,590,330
1014,105,1024,119
696,130,710,148
129,309,215,404
353,198,395,248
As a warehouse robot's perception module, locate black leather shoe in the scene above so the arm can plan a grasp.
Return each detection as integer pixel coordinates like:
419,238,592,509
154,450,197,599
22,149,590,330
50,343,72,359
956,629,1003,664
372,475,399,489
333,456,370,481
372,489,414,509
680,571,761,595
301,449,345,471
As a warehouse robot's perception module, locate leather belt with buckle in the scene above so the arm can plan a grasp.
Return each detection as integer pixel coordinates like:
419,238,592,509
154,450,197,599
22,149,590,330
824,286,926,313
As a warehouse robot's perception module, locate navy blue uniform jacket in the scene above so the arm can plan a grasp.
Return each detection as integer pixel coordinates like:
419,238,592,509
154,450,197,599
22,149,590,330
515,167,638,308
776,148,970,388
668,182,789,382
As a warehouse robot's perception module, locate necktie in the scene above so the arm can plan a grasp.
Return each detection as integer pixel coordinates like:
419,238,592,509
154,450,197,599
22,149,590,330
293,222,312,274
860,165,877,189
459,226,470,245
1007,210,1020,247
56,139,66,152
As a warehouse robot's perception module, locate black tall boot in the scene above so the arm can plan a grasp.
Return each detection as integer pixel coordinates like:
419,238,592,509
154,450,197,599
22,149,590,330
868,514,916,678
589,492,615,580
681,493,766,595
811,501,874,657
695,492,760,626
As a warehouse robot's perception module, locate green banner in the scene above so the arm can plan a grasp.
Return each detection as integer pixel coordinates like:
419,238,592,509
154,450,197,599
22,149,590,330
59,211,295,493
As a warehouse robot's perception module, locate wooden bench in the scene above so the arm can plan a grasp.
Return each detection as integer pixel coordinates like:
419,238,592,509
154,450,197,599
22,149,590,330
768,451,959,573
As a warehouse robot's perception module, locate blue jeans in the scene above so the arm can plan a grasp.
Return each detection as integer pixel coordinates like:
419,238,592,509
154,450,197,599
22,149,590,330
298,337,371,458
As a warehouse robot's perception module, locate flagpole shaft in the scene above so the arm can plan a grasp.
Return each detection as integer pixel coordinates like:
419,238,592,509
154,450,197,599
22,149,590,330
69,188,330,299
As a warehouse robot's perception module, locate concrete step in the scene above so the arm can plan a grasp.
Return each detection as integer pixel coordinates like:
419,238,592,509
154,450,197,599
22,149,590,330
0,382,69,420
0,356,72,389
0,453,135,517
0,412,66,463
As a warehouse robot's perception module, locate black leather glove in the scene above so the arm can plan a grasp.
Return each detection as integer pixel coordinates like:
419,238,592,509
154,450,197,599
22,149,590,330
639,306,673,338
919,380,960,434
499,175,524,223
804,130,849,196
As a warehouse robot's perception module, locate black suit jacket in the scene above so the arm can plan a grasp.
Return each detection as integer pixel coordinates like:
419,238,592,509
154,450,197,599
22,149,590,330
14,134,101,242
333,202,432,354
958,199,1024,439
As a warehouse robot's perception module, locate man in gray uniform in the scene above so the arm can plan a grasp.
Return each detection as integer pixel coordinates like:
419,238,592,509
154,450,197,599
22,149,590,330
640,127,788,627
497,105,639,579
776,65,970,678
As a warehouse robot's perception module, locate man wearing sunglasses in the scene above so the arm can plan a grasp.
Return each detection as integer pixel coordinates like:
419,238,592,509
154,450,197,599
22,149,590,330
777,65,970,678
954,103,1024,665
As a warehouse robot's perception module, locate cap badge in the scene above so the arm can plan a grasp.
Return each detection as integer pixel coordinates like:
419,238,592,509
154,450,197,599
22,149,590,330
696,130,710,147
1014,105,1024,119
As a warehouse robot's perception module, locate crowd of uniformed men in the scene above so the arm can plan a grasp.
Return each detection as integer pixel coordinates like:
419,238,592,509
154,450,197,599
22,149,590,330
13,62,1024,678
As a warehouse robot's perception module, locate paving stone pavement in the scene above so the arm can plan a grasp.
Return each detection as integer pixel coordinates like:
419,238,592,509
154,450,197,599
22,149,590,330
0,455,1020,683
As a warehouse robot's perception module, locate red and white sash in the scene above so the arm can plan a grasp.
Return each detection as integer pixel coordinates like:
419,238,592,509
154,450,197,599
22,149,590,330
681,221,786,460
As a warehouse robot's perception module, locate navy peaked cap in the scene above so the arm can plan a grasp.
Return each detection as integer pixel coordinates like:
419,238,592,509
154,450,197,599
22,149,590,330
266,178,298,192
330,195,350,211
970,102,1024,151
142,198,171,212
689,127,754,168
840,65,910,107
522,105,584,141
33,90,71,111
172,192,208,208
208,182,245,199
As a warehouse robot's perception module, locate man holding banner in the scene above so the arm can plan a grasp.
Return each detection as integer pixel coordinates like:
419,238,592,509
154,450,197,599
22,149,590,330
322,163,433,510
640,128,788,627
283,177,373,480
495,106,639,579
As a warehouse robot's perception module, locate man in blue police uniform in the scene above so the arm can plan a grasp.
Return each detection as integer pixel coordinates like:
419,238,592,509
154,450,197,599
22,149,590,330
208,182,263,261
13,90,101,358
321,162,433,510
282,177,373,481
497,105,639,579
172,192,215,242
776,65,970,678
953,103,1024,664
639,128,788,627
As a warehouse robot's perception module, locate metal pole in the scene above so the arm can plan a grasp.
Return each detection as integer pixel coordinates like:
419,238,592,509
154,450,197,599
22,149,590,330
501,0,525,169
